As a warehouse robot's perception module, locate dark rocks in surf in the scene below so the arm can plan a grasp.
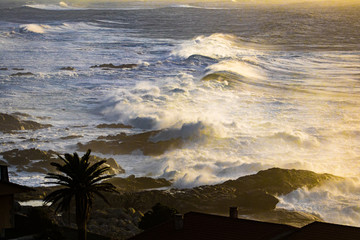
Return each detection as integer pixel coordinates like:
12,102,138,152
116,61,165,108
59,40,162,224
105,175,172,191
94,168,341,218
15,168,339,230
60,66,75,71
96,123,133,129
0,113,52,132
0,148,125,175
77,130,183,156
220,167,340,196
90,63,138,70
12,68,25,71
0,148,58,173
10,72,34,77
59,135,83,140
0,67,8,70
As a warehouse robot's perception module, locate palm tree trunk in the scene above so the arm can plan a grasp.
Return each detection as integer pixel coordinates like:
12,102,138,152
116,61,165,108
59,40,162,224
76,195,88,240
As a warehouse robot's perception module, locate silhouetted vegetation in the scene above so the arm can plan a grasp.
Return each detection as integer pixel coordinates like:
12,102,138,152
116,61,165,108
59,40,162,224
44,150,117,240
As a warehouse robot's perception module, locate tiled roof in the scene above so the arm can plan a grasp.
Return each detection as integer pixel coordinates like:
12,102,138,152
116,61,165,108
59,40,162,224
130,212,297,240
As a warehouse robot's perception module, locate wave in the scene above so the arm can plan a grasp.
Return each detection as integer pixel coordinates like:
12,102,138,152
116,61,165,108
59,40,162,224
19,24,51,34
18,22,101,35
24,2,82,11
277,178,360,227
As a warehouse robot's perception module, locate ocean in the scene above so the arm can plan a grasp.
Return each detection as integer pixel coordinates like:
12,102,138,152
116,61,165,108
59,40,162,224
1,0,360,227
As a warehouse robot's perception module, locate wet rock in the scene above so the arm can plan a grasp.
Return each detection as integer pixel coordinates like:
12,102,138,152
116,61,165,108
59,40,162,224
90,63,138,69
1,148,58,167
12,68,24,71
10,72,35,76
105,175,172,191
78,130,183,156
59,135,83,140
60,66,75,71
89,155,125,175
0,113,52,132
15,168,341,235
221,167,342,195
0,67,8,70
98,168,341,217
0,148,125,175
96,123,133,129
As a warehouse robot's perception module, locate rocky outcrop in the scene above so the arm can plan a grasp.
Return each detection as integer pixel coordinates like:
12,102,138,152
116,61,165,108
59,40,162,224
0,148,125,175
60,67,75,71
105,175,172,191
220,167,339,195
10,72,35,76
14,168,342,234
0,113,52,132
97,168,341,217
90,63,137,70
78,130,183,156
96,123,132,129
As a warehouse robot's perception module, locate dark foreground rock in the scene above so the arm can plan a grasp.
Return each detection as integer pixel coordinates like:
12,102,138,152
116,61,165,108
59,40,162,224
0,113,52,132
78,130,183,156
0,148,125,175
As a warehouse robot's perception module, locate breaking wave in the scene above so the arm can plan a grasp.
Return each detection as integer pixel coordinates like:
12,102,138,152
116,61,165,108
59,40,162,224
24,2,81,10
277,178,360,227
19,24,51,34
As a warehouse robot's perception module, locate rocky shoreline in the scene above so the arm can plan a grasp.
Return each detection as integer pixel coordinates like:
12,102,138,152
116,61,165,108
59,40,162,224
13,167,341,239
0,112,344,239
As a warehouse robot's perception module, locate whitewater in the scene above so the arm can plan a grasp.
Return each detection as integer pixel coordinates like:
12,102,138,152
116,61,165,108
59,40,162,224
1,1,360,227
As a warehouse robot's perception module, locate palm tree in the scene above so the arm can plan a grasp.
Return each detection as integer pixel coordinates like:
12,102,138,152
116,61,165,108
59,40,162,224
44,149,117,240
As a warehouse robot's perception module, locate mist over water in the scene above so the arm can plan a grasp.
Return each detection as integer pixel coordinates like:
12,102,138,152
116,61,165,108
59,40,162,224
1,1,360,226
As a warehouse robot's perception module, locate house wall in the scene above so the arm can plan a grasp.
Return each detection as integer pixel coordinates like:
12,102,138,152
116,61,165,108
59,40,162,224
0,194,14,230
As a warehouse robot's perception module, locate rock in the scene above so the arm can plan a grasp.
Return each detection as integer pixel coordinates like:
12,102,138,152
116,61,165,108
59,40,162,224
96,168,341,217
0,67,8,70
221,167,342,195
10,72,35,76
105,175,172,191
14,168,342,238
78,130,183,156
60,67,75,71
0,113,52,132
59,135,83,140
96,123,133,129
90,63,138,69
88,155,125,175
1,148,58,166
1,148,125,175
12,68,24,71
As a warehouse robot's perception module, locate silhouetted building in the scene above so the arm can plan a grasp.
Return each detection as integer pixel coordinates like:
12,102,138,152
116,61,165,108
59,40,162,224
130,211,297,240
0,165,33,236
131,209,360,240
